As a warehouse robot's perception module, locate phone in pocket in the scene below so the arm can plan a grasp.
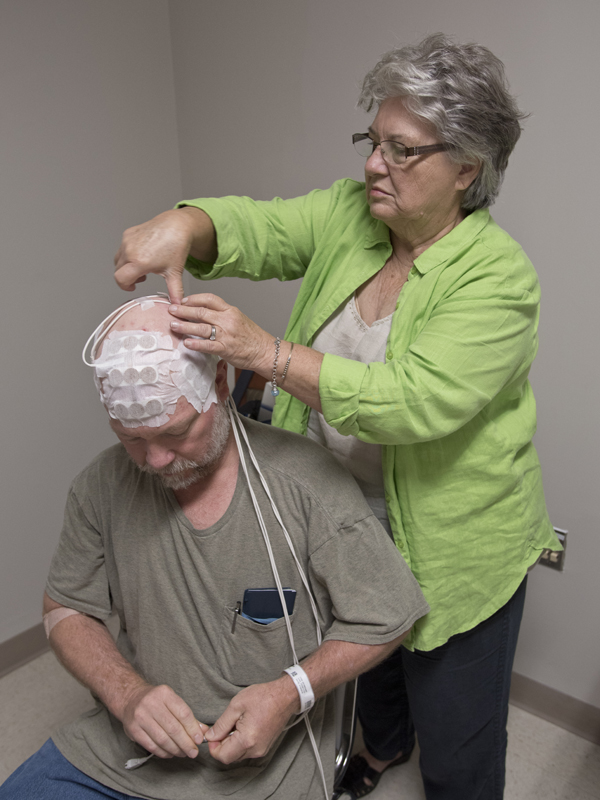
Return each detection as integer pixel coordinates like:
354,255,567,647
241,587,296,624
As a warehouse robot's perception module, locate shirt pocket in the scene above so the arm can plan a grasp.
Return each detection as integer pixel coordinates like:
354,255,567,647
219,605,296,686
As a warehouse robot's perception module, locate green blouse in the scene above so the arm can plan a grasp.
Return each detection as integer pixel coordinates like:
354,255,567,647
179,178,559,651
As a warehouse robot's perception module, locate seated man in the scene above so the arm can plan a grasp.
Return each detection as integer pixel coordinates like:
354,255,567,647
1,297,428,800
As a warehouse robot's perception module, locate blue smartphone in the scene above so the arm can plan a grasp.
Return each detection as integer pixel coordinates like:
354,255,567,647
241,588,296,624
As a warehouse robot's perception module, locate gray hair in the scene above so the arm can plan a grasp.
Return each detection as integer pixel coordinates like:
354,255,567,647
358,34,527,210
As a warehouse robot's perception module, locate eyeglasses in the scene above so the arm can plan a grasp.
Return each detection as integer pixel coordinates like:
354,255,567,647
352,133,448,166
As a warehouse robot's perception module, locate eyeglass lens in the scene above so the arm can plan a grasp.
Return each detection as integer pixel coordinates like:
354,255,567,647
352,134,406,164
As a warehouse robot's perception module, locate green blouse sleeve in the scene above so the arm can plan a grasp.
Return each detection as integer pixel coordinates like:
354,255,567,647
319,249,541,445
176,180,352,283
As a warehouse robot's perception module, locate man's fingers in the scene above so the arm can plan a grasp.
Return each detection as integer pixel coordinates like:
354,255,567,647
124,684,204,759
208,731,247,764
205,704,240,743
164,694,207,750
130,728,174,760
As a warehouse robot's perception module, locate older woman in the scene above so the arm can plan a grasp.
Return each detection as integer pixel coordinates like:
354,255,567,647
114,34,559,800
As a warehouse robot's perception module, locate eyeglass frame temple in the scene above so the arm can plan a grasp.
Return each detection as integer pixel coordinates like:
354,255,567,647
352,134,448,159
405,143,448,157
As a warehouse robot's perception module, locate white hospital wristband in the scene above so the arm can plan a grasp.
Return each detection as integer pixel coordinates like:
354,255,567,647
283,665,315,713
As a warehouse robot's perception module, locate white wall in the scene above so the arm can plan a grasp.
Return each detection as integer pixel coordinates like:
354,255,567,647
168,0,600,706
0,0,181,643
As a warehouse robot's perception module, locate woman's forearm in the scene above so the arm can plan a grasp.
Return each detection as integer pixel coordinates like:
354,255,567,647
254,340,324,414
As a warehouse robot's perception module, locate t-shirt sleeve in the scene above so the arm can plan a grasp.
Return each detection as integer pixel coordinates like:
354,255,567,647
45,486,112,620
308,512,429,646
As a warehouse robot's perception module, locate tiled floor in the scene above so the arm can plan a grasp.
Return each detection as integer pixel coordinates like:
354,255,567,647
1,651,600,798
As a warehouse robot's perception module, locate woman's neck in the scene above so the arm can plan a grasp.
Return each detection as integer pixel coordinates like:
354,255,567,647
389,206,466,265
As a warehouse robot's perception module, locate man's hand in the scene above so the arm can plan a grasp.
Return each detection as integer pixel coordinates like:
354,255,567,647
43,594,208,762
121,682,208,760
205,676,299,764
114,207,217,302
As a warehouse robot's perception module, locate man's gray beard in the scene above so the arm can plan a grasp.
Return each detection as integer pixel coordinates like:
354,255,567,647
136,401,232,490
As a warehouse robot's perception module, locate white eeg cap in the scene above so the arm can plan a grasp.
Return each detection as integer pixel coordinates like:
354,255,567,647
83,295,218,428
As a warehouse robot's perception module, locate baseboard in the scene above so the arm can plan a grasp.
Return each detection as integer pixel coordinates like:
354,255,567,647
0,622,49,679
510,671,600,745
1,626,599,746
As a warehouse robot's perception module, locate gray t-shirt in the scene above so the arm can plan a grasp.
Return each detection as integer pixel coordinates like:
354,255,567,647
47,418,428,800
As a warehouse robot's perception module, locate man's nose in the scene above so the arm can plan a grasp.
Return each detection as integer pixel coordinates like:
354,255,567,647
145,444,175,470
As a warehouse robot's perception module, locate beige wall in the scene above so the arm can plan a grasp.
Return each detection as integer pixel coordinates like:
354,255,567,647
169,0,600,706
2,0,598,711
0,0,182,642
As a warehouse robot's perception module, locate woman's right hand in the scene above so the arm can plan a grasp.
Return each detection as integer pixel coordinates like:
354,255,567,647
114,207,215,303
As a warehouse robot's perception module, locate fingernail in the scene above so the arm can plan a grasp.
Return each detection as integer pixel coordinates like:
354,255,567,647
188,748,199,759
181,297,188,304
193,733,204,745
169,304,178,312
206,728,214,740
170,321,180,330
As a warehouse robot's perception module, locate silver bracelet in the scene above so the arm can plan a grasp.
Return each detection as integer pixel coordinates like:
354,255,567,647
279,342,294,387
271,337,281,397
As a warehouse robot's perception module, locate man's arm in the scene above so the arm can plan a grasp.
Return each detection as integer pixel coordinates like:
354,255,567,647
43,592,207,759
205,632,407,763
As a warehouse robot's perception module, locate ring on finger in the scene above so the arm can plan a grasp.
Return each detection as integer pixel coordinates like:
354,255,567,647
209,325,217,341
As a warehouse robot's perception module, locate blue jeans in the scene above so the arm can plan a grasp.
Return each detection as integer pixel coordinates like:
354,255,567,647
0,739,145,799
356,576,527,800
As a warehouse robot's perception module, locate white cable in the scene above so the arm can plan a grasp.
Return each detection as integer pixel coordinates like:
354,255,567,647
82,293,171,366
226,399,329,800
229,404,322,646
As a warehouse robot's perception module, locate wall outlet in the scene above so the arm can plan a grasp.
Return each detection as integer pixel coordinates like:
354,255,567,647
539,527,567,571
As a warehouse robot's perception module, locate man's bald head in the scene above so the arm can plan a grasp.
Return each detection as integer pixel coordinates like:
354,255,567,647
89,295,219,428
100,300,176,351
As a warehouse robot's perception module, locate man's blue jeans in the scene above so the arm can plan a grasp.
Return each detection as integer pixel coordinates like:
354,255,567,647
0,739,145,799
356,576,528,800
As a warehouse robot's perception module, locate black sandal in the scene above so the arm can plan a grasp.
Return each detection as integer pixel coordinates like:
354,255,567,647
340,751,411,799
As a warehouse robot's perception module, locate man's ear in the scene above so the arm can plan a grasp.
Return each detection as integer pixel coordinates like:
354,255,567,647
215,360,229,402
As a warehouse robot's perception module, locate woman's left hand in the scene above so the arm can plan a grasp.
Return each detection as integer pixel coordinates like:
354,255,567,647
168,293,273,375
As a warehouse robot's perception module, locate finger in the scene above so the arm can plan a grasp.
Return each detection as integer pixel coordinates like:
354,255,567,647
161,695,205,757
178,293,231,313
139,716,195,759
169,304,218,325
165,696,207,748
169,320,215,339
164,272,184,305
127,727,173,760
181,337,224,355
114,262,149,292
205,704,241,743
208,732,247,765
